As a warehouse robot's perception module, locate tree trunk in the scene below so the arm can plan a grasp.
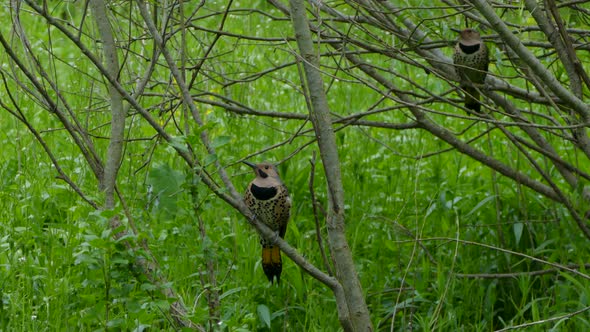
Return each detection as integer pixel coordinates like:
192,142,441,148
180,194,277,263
288,0,373,330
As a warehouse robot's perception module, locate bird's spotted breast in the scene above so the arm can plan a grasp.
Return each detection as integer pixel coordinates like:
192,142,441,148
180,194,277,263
250,183,278,200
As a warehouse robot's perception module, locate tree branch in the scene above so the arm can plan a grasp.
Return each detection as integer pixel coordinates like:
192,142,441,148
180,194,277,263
89,0,125,206
289,0,372,330
470,0,590,119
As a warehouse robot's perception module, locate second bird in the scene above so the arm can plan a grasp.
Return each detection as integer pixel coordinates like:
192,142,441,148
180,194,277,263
453,28,489,112
243,161,291,284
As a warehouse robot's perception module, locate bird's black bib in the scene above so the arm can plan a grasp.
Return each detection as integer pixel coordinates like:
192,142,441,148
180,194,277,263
250,184,277,200
459,43,480,54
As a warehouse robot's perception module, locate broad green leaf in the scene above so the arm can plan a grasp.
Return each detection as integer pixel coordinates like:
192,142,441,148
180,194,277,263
140,283,158,291
211,135,231,148
220,287,246,300
169,136,189,153
257,304,271,329
203,153,217,165
147,163,185,217
513,222,523,245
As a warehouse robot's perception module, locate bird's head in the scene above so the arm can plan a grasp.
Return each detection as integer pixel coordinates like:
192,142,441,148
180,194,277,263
459,28,481,44
243,161,281,179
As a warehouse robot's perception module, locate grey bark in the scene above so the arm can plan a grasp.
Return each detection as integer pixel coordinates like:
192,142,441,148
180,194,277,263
289,0,373,331
89,0,125,208
469,0,590,120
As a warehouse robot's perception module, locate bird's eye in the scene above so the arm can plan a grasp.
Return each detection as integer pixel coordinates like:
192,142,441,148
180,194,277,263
264,166,269,169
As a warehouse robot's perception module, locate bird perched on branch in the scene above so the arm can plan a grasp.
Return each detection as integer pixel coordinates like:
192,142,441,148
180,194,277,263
243,161,291,284
453,28,489,112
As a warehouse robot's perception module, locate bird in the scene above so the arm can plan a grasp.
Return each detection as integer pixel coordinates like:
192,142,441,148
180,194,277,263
453,28,489,112
243,161,291,283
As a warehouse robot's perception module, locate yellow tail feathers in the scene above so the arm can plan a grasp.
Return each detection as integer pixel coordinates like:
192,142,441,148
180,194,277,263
262,246,282,283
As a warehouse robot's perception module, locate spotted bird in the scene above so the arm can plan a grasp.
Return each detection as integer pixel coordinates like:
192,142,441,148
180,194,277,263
243,161,291,283
453,28,489,112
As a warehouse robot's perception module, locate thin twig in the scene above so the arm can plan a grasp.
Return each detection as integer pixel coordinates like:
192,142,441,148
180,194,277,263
309,151,334,276
494,305,590,332
456,263,590,279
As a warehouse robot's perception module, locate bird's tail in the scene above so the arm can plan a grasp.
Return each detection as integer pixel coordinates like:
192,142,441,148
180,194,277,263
262,245,282,284
463,86,481,113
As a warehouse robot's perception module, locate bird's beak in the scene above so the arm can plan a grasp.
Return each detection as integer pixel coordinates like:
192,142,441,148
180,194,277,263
242,160,257,169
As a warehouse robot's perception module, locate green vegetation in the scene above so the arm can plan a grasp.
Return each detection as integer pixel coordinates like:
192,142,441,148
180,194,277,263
1,1,590,331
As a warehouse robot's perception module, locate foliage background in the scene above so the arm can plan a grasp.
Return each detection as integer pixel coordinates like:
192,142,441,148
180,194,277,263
1,1,590,331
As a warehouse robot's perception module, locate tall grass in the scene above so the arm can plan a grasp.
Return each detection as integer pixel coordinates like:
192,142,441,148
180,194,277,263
0,1,589,331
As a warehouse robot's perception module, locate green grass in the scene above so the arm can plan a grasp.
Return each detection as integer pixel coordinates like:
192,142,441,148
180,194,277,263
1,1,590,331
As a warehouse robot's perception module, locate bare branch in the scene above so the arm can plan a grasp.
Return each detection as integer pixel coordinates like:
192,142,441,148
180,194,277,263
309,151,334,276
470,0,590,119
89,0,125,206
289,0,371,330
